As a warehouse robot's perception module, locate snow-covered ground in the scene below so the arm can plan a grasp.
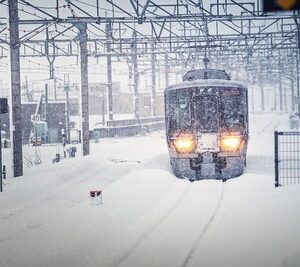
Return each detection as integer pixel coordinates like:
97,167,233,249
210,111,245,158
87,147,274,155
1,113,300,267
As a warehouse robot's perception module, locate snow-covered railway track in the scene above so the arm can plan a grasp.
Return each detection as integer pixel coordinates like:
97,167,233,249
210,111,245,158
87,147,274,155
115,182,192,267
116,180,225,267
181,182,225,267
0,160,142,244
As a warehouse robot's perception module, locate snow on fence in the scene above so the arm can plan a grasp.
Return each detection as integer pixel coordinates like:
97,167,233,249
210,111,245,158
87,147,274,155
91,117,165,138
275,131,300,187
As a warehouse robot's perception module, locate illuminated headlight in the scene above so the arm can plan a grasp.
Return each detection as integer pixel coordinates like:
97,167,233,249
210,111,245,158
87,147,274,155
173,133,197,154
220,135,243,152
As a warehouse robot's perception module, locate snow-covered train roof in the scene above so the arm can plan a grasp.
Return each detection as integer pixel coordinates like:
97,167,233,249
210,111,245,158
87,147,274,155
183,69,231,81
165,79,247,92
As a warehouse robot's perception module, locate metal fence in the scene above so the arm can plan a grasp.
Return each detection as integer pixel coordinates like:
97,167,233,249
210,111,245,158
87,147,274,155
275,131,300,187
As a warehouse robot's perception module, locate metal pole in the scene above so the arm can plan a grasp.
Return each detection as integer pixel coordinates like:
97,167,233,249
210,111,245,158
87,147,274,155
101,89,105,126
0,112,2,192
252,75,255,112
151,41,156,116
44,84,48,122
274,131,279,187
165,54,169,88
48,60,57,101
260,64,265,111
53,77,57,101
290,62,295,112
96,0,100,17
8,0,23,177
274,81,277,111
64,74,71,144
132,31,139,118
296,54,300,116
284,76,287,112
297,16,300,117
106,22,113,121
278,60,283,112
77,23,90,156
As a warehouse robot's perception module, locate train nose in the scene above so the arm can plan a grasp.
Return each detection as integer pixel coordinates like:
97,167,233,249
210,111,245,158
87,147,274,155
197,133,219,152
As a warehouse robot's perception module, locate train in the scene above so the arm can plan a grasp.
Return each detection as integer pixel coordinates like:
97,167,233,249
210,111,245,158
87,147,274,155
164,69,249,180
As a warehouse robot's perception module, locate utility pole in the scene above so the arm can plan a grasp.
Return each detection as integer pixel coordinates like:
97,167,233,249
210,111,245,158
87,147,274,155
296,13,300,117
259,64,265,111
283,75,287,112
76,23,90,156
165,54,169,88
274,80,277,111
106,22,113,121
297,49,300,115
101,88,105,126
25,76,30,102
0,98,8,192
8,0,23,177
44,84,48,122
151,41,156,116
46,28,57,101
278,61,283,112
132,31,139,118
64,74,71,144
0,110,2,192
252,75,255,112
290,60,295,112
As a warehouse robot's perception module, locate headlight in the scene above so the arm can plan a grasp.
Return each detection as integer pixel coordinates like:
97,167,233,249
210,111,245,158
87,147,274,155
220,135,243,152
173,133,197,154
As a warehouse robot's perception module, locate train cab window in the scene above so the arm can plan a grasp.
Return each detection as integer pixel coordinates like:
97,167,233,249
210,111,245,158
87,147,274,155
166,90,191,131
221,88,246,129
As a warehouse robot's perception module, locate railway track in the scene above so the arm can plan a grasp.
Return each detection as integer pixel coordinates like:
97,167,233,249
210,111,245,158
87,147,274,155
181,182,225,267
116,180,225,267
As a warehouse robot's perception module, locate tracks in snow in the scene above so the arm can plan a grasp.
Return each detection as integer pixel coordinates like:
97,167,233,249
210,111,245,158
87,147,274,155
181,182,225,267
116,180,225,267
115,182,192,267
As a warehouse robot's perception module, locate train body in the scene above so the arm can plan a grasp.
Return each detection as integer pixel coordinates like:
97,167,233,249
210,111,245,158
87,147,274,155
30,120,49,146
164,69,249,180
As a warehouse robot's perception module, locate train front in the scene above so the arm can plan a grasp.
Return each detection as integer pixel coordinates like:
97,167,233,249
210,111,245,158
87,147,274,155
164,69,249,180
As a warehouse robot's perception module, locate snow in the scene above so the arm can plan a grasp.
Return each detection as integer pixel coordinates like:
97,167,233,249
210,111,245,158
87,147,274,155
0,113,300,267
166,79,247,92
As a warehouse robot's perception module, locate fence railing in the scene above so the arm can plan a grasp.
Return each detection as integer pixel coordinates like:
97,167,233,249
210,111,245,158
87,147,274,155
275,131,300,187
